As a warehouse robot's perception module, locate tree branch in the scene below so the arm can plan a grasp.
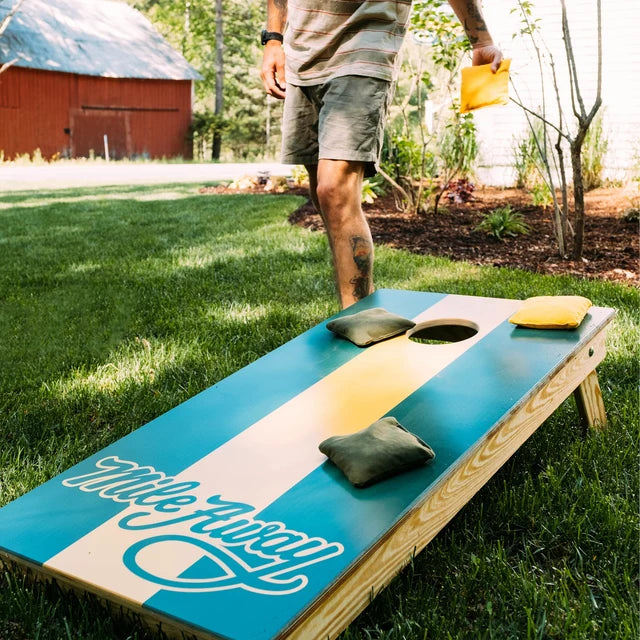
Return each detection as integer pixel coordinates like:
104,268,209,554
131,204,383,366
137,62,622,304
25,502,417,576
511,83,566,254
560,0,586,120
0,57,17,75
508,96,569,141
584,0,603,127
0,0,25,39
516,0,550,158
596,0,602,105
377,167,412,206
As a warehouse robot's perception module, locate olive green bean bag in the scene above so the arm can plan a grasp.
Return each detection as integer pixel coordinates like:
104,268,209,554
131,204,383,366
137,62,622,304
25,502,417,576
319,417,435,488
326,308,415,347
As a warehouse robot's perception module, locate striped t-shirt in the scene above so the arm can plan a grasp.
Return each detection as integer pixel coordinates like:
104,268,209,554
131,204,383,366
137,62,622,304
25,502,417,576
284,0,412,86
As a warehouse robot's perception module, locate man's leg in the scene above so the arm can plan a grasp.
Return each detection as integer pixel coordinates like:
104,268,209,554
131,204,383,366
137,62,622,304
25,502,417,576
309,159,373,309
305,164,321,214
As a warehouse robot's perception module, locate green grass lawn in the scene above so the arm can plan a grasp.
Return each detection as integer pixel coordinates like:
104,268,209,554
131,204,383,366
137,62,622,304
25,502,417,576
0,184,637,640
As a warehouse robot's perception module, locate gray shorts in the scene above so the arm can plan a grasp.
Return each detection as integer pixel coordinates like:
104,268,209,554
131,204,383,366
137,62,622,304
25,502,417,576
281,75,391,178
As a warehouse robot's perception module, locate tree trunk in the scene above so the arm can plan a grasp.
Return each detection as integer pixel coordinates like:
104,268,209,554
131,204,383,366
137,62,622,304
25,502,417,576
555,137,569,245
571,135,586,259
212,0,224,161
182,0,190,57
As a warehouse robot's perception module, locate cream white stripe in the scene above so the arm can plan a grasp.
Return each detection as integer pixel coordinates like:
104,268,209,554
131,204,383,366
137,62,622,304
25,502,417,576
44,294,520,605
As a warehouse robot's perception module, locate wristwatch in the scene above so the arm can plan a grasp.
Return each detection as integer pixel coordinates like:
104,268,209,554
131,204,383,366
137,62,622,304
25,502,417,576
261,29,283,45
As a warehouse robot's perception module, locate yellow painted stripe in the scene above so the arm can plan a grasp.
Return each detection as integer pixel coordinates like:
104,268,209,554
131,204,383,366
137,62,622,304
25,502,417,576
44,294,520,604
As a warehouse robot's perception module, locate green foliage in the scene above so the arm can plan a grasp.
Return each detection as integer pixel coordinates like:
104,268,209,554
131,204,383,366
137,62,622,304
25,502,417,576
529,181,553,208
360,179,378,204
361,174,389,205
410,0,471,69
510,0,542,38
189,110,227,159
625,149,640,219
382,131,436,185
438,108,478,178
289,165,309,187
126,0,273,160
512,123,545,189
581,112,609,191
380,1,477,214
367,174,388,196
475,205,531,239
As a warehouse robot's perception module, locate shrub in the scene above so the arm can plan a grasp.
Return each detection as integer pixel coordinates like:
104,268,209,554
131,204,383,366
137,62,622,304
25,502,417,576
289,165,309,187
512,123,543,189
361,179,379,204
438,110,478,179
475,205,531,240
445,178,475,203
529,181,553,209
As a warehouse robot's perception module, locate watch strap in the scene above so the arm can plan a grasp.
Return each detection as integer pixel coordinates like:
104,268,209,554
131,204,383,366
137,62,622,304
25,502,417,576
261,29,284,45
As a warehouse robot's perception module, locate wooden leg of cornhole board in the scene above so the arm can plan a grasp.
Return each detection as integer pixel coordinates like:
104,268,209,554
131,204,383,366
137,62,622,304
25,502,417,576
573,368,608,436
284,329,609,640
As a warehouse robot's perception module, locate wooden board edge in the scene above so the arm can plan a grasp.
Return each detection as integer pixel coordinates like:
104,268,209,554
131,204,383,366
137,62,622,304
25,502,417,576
281,329,609,639
0,550,222,640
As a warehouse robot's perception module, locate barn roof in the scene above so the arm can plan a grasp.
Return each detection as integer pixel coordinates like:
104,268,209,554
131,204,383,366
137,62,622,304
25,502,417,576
0,0,202,80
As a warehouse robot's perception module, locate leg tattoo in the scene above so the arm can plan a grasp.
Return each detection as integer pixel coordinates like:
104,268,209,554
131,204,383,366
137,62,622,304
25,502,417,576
349,236,372,301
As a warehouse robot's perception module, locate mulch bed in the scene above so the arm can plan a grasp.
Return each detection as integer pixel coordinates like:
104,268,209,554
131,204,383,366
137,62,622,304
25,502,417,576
289,186,639,286
199,184,638,286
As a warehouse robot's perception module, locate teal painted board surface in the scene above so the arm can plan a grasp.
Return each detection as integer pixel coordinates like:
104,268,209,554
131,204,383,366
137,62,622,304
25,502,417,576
0,290,614,640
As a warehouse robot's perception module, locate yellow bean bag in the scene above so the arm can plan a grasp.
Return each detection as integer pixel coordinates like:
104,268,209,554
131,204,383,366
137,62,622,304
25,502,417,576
460,59,511,114
508,295,593,329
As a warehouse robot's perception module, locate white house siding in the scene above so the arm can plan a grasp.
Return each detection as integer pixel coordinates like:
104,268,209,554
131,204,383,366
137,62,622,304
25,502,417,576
470,0,640,186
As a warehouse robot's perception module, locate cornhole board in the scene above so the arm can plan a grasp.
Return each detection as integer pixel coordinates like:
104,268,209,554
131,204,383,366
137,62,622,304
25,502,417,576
0,290,614,640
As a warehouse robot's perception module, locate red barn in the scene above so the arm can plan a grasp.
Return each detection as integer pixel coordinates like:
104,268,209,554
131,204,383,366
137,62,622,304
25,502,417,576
0,0,201,160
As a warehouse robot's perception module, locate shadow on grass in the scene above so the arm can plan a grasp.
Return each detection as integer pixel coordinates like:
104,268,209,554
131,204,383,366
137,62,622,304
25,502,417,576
0,182,222,203
2,188,637,460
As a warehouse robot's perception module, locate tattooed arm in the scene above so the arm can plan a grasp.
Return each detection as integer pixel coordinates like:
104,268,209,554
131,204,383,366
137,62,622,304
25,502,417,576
261,0,287,99
447,0,503,72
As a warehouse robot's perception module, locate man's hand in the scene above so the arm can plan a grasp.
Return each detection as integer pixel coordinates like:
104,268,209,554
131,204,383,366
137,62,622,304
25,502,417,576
261,41,286,100
472,43,503,73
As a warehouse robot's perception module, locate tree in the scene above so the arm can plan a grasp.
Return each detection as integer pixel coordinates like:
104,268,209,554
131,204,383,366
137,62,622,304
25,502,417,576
212,0,223,160
127,0,269,161
562,0,602,259
510,0,603,259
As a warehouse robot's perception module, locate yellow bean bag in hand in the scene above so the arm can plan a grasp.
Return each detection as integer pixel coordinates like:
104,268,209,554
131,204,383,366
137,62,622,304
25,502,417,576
460,59,511,114
508,295,593,329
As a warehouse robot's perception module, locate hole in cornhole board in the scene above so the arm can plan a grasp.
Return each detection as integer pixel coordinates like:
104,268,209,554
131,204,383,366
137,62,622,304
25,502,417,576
408,319,479,345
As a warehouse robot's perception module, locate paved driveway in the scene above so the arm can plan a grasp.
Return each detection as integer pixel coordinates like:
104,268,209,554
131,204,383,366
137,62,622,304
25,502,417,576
0,162,295,192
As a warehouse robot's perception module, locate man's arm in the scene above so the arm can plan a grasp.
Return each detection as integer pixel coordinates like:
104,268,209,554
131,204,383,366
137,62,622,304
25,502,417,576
261,0,287,99
447,0,503,72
